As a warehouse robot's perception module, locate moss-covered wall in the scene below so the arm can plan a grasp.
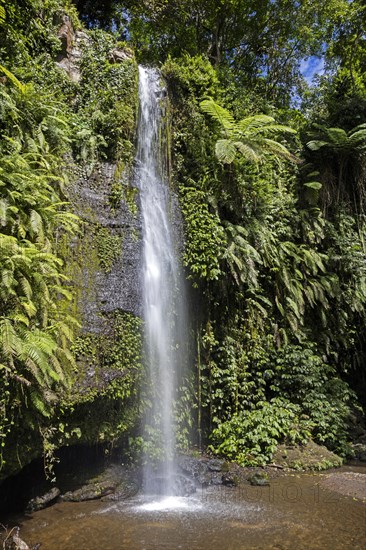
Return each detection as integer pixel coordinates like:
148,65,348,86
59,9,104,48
68,161,143,331
0,16,144,481
58,34,144,451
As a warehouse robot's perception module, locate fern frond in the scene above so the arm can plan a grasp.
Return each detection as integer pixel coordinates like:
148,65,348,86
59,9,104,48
306,140,328,151
0,65,26,94
28,389,51,417
234,141,260,163
235,115,276,132
262,139,294,160
215,139,237,163
30,209,45,241
200,98,234,132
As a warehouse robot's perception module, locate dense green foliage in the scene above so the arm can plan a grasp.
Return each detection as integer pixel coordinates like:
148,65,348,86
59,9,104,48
0,0,139,478
66,311,143,443
0,0,365,477
154,2,366,464
0,3,80,469
74,30,137,164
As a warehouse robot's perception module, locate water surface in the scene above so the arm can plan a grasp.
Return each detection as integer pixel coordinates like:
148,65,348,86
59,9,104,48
8,466,365,550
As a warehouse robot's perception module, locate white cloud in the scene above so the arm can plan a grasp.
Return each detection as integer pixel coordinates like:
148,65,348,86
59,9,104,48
300,56,325,84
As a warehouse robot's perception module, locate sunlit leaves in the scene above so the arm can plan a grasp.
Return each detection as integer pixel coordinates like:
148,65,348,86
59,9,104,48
179,186,225,283
201,98,296,164
0,63,79,461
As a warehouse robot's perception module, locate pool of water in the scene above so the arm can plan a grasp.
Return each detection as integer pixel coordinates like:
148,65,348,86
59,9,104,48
3,466,365,550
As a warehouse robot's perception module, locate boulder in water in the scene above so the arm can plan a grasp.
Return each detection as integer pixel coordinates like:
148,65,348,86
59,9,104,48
177,455,209,480
248,472,270,486
222,473,239,486
101,479,140,501
351,443,366,461
26,487,61,513
61,480,115,502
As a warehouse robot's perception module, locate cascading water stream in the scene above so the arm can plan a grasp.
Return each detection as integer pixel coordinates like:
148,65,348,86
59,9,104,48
136,66,184,496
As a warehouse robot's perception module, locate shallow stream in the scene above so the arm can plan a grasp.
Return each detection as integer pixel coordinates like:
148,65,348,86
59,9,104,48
4,464,365,550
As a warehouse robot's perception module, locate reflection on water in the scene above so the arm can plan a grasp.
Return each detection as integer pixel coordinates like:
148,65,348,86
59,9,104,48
3,467,365,550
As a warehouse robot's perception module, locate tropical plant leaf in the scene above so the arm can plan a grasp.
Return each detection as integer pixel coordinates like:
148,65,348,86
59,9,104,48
200,98,234,132
304,181,322,190
215,139,237,163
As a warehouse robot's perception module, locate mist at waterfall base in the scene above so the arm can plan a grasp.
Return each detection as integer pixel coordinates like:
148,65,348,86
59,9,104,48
137,66,188,500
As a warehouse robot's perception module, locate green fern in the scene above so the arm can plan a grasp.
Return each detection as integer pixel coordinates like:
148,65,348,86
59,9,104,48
201,98,296,164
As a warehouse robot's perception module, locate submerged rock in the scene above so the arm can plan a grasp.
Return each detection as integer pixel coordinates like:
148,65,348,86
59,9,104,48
320,471,366,500
222,473,239,486
248,472,270,486
26,487,61,513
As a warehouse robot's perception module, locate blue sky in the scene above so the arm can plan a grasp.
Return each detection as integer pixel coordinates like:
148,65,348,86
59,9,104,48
300,56,325,84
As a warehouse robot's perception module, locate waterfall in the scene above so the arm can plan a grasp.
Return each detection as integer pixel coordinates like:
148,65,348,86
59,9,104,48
136,66,184,495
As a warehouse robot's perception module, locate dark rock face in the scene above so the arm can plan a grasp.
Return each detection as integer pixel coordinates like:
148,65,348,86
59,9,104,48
177,455,211,485
172,474,196,496
56,15,90,82
68,157,185,340
56,20,144,335
351,443,366,461
177,455,230,487
207,458,225,472
69,163,143,333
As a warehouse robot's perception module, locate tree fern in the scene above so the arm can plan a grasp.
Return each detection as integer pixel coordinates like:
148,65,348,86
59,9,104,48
201,98,296,164
305,123,366,212
200,99,234,133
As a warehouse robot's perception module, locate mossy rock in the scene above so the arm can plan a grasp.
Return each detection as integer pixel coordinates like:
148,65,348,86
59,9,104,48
61,480,116,502
248,472,270,486
273,440,343,471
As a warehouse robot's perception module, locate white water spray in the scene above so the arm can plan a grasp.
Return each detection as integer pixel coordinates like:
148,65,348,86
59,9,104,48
136,66,185,495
